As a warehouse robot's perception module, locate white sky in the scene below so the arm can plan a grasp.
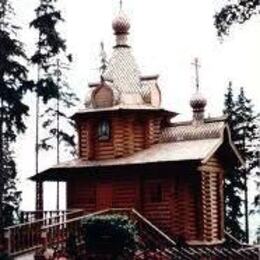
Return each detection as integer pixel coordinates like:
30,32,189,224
13,0,260,240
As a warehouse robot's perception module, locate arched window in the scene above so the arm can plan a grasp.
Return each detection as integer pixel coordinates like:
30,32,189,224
98,120,110,141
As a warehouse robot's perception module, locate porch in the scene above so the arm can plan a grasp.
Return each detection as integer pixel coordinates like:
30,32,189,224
4,208,260,259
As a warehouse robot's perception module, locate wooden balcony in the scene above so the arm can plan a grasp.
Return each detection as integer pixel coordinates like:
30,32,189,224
4,209,84,257
4,208,260,259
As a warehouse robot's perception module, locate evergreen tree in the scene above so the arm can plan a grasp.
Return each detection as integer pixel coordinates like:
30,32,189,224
0,0,30,240
30,0,66,211
215,0,260,37
30,0,78,210
223,82,245,241
40,57,78,157
2,141,21,228
40,57,79,210
224,83,259,242
235,87,259,242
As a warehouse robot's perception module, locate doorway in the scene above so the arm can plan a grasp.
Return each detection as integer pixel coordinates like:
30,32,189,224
96,182,113,210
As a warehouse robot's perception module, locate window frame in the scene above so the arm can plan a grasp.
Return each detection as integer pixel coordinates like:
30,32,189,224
97,119,111,141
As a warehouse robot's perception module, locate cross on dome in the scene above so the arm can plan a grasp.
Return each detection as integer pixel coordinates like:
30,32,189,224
99,41,107,76
112,1,130,35
190,58,207,124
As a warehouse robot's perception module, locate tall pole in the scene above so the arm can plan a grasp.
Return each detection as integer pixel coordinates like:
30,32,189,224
0,97,4,243
243,124,249,243
56,59,61,211
0,2,6,244
35,64,43,212
35,4,43,212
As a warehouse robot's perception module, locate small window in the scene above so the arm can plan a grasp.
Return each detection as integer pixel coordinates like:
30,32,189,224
98,120,110,141
149,183,163,203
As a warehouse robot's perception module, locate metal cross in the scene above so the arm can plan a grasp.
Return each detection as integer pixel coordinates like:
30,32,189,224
191,57,201,92
120,0,123,10
100,41,107,76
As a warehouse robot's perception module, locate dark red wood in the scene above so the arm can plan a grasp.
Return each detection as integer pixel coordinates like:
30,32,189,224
96,182,113,210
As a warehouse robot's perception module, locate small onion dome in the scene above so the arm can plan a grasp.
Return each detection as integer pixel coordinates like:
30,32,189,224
84,88,94,108
91,82,114,108
112,11,130,34
112,87,120,105
190,91,207,111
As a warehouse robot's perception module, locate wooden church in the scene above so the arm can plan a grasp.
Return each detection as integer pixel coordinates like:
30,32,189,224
27,6,260,259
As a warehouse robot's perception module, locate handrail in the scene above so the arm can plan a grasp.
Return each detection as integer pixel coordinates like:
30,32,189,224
41,208,177,258
131,208,176,246
5,209,83,230
41,208,112,230
224,231,244,246
4,209,85,256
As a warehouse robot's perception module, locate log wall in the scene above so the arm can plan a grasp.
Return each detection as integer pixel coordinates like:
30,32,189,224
67,178,96,214
77,113,162,161
198,156,225,243
66,156,225,244
142,177,172,234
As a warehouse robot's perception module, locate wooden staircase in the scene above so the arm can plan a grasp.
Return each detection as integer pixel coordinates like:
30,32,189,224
4,208,260,259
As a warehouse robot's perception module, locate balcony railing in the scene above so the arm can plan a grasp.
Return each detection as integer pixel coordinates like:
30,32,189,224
4,209,84,257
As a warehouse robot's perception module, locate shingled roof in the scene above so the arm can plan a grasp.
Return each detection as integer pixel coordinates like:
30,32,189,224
160,120,225,142
31,116,243,182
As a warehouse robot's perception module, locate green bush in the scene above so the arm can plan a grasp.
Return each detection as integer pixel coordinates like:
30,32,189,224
82,214,138,257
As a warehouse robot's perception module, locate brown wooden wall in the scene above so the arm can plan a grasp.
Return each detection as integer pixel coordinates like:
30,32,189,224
142,176,173,234
171,172,200,241
198,155,225,244
66,165,222,244
67,177,96,213
77,113,162,161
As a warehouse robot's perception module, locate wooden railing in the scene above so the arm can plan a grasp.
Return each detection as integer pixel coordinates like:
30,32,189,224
4,209,84,256
20,210,68,223
41,209,110,251
41,208,178,258
5,208,259,259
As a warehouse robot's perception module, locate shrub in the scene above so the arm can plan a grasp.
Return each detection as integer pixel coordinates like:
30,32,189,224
82,214,138,258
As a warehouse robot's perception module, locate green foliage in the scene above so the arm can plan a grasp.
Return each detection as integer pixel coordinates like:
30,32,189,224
0,0,30,237
31,0,79,157
2,142,21,227
0,3,31,140
215,0,260,37
30,0,66,71
39,59,79,156
82,214,138,258
224,83,245,241
30,0,66,103
223,83,259,241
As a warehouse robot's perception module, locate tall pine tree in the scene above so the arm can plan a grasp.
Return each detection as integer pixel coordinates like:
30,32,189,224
0,0,30,240
2,141,21,228
224,83,259,242
223,82,245,241
40,56,79,210
30,0,66,211
235,87,259,242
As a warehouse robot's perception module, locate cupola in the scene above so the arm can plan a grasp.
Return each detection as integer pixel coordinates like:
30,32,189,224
190,58,207,125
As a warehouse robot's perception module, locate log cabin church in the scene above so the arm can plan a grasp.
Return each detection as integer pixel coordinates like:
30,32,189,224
29,6,260,259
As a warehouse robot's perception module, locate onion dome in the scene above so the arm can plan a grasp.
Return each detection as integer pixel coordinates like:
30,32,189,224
112,10,130,34
190,91,207,125
91,81,114,108
190,92,207,111
84,88,94,108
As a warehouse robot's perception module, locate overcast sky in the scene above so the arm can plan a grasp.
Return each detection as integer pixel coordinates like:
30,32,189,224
13,0,260,239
